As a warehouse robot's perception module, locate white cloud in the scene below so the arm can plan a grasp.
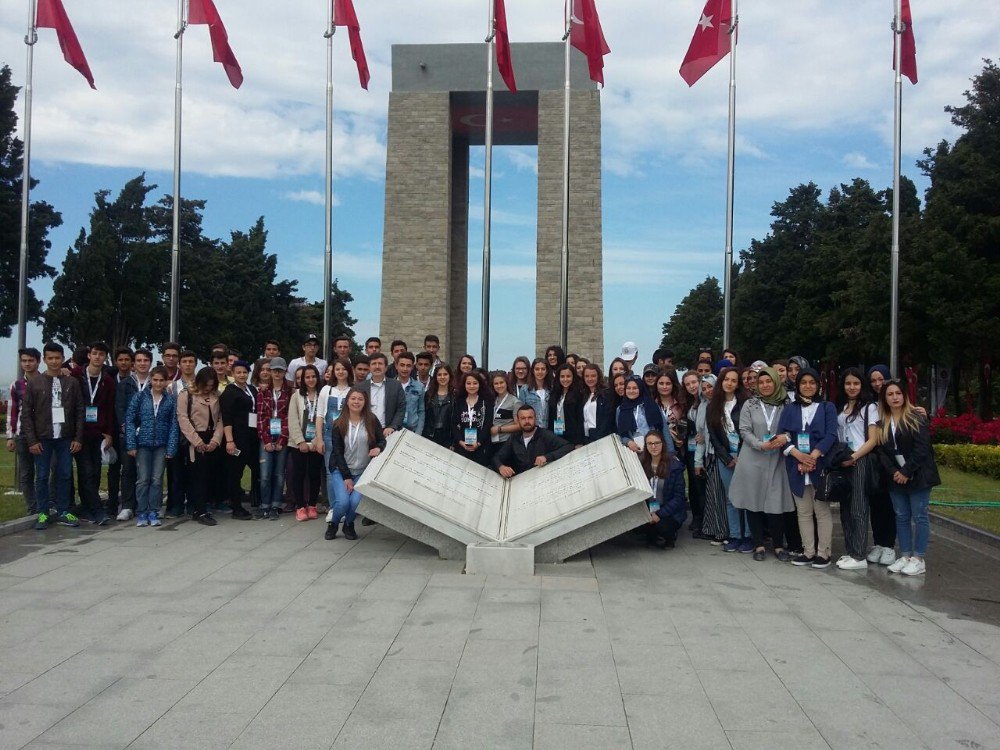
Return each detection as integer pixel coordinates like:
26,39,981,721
842,152,877,170
283,189,336,206
3,0,990,182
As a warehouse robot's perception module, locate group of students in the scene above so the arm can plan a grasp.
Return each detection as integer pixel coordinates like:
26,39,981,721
6,335,938,574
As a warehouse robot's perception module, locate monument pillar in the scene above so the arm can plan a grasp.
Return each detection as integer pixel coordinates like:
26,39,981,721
536,89,604,359
380,92,468,364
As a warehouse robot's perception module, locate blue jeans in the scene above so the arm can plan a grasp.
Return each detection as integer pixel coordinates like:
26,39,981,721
889,488,931,556
135,446,167,515
719,463,748,540
259,445,288,509
329,470,362,525
34,438,73,514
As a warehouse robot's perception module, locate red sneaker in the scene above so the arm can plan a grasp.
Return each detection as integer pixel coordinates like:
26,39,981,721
307,506,318,520
295,507,308,522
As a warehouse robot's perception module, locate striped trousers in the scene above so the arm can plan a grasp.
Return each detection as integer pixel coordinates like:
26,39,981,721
840,454,874,559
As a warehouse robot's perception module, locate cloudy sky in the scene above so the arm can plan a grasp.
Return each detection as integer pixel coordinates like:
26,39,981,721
0,0,993,375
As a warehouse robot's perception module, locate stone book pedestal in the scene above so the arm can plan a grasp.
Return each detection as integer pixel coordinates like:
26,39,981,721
355,430,651,572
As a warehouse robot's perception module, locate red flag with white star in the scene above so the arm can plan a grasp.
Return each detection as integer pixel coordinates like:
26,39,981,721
188,0,243,89
894,0,918,84
569,0,610,86
679,0,734,87
494,0,517,92
36,0,95,89
334,0,370,90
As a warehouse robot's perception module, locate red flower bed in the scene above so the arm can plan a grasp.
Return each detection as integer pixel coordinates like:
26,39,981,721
931,409,1000,445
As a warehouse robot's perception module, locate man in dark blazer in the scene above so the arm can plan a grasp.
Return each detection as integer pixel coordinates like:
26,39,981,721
355,352,405,437
492,405,574,478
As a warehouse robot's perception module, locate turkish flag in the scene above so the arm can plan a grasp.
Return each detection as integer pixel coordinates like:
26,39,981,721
569,0,610,86
679,0,734,87
333,0,370,90
494,0,517,92
36,0,95,89
895,0,917,84
188,0,243,89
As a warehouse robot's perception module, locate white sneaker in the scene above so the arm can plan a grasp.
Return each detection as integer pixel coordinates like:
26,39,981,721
116,508,133,522
837,555,852,565
325,509,334,523
901,557,925,576
866,546,884,563
837,557,869,571
879,547,897,566
888,555,910,573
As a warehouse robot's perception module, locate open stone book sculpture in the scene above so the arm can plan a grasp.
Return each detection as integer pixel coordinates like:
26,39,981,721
355,430,652,574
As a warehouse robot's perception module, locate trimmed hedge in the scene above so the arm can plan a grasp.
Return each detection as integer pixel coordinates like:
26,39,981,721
934,444,1000,480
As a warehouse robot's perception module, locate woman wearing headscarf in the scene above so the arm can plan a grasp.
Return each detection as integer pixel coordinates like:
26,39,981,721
777,368,839,568
865,363,897,565
729,367,794,561
694,374,728,543
616,375,665,455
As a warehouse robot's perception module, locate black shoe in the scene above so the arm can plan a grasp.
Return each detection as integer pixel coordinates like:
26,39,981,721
791,554,815,567
324,522,338,540
193,511,217,527
811,556,831,569
775,549,791,562
253,508,267,520
343,522,358,540
231,504,252,520
752,548,767,562
267,508,279,520
360,517,376,527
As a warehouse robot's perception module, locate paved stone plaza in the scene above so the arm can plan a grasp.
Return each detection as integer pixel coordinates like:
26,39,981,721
1,516,999,749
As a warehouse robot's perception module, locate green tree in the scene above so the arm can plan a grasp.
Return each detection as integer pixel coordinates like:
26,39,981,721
294,279,359,358
660,276,723,366
915,61,1000,416
730,183,823,360
0,65,59,337
43,174,162,350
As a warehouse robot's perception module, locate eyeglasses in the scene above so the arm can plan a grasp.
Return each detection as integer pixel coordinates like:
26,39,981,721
645,441,663,447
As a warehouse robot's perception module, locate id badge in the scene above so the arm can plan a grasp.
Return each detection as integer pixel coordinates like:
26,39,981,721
51,406,65,424
763,433,775,453
554,418,566,435
304,423,316,440
248,414,257,429
85,406,98,424
848,437,859,451
330,397,341,421
464,428,478,445
269,418,281,437
648,501,661,513
687,437,697,452
727,431,739,455
894,454,905,467
796,432,810,452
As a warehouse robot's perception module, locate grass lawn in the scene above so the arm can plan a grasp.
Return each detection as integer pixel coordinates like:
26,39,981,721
932,465,1000,536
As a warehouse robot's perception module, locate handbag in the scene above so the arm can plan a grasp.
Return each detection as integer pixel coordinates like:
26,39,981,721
815,467,852,503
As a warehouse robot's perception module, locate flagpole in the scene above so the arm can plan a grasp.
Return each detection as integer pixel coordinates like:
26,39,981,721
169,0,188,343
16,0,38,357
480,1,497,370
721,0,737,351
559,2,572,352
889,0,903,377
323,4,337,354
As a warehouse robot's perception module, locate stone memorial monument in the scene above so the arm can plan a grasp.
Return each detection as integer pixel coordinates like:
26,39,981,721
379,43,604,362
355,430,651,574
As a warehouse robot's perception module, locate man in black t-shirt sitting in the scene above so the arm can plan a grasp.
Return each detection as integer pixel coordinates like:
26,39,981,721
492,405,573,478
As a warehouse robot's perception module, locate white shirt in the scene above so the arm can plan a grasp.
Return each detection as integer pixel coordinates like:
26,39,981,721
369,379,387,425
838,402,877,451
583,394,598,432
51,376,63,440
286,357,328,384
